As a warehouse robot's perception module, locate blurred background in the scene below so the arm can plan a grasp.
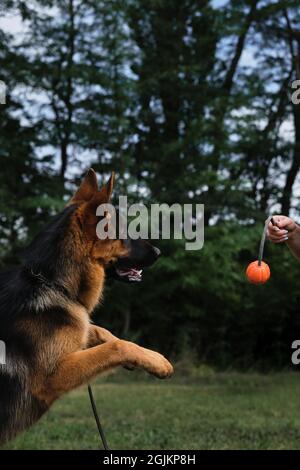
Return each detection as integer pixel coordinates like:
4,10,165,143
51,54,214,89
2,0,300,450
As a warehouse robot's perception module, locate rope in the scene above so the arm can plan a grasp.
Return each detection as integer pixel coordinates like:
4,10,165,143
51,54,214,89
88,384,110,450
258,216,277,265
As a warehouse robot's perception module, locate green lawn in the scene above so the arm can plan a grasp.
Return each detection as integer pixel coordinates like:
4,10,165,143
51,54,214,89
4,371,300,450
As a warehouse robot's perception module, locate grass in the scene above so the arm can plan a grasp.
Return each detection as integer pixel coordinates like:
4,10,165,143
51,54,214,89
4,371,300,450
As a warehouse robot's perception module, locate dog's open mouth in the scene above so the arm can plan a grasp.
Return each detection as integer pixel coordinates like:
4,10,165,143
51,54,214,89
115,268,143,282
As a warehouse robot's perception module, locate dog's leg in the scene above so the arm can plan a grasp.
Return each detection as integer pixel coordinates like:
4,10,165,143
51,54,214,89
45,339,173,403
87,325,138,371
87,325,118,347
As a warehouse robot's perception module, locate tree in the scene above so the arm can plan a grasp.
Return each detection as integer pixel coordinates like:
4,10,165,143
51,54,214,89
127,0,219,204
17,0,134,194
0,27,52,265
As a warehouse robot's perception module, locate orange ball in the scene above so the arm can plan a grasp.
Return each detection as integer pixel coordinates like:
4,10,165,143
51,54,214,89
246,260,270,285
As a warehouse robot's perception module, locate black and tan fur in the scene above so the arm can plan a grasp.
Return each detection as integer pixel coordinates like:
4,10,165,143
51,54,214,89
0,170,173,446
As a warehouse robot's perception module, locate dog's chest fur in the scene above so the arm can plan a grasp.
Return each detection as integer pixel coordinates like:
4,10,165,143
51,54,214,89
38,304,90,370
16,302,90,396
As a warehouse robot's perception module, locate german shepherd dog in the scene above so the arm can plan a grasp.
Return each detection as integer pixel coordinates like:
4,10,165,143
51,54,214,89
0,169,173,446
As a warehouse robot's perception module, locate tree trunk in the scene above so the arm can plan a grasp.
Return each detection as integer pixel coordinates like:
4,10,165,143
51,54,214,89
281,102,300,215
205,0,258,225
59,0,75,182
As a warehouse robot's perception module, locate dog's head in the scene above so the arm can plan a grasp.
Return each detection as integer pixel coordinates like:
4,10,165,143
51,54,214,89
69,169,161,283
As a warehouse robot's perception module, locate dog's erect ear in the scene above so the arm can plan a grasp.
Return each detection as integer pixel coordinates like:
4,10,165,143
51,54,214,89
82,172,115,239
96,172,115,203
69,169,98,204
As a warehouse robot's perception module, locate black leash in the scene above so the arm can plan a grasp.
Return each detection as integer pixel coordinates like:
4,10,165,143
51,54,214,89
88,384,110,450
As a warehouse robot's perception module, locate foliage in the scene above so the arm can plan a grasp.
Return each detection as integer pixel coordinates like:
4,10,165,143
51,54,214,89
1,0,300,368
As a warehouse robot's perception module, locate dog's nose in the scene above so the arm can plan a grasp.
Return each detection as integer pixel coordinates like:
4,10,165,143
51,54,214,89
153,246,161,258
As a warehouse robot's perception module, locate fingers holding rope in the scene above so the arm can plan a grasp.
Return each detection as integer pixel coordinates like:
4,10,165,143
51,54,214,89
267,215,294,244
267,230,289,243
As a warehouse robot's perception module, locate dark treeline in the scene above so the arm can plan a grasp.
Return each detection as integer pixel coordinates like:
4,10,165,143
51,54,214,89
1,0,300,369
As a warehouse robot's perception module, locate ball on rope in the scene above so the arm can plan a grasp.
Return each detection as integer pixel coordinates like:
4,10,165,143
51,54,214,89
246,216,274,286
246,260,270,285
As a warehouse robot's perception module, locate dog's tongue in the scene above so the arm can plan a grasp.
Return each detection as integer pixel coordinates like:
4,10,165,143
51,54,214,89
116,268,143,282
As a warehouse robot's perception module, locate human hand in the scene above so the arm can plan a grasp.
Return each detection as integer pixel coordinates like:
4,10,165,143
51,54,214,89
267,215,297,244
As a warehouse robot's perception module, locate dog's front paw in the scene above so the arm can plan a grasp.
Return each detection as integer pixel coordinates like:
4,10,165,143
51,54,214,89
121,341,174,379
145,350,174,379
